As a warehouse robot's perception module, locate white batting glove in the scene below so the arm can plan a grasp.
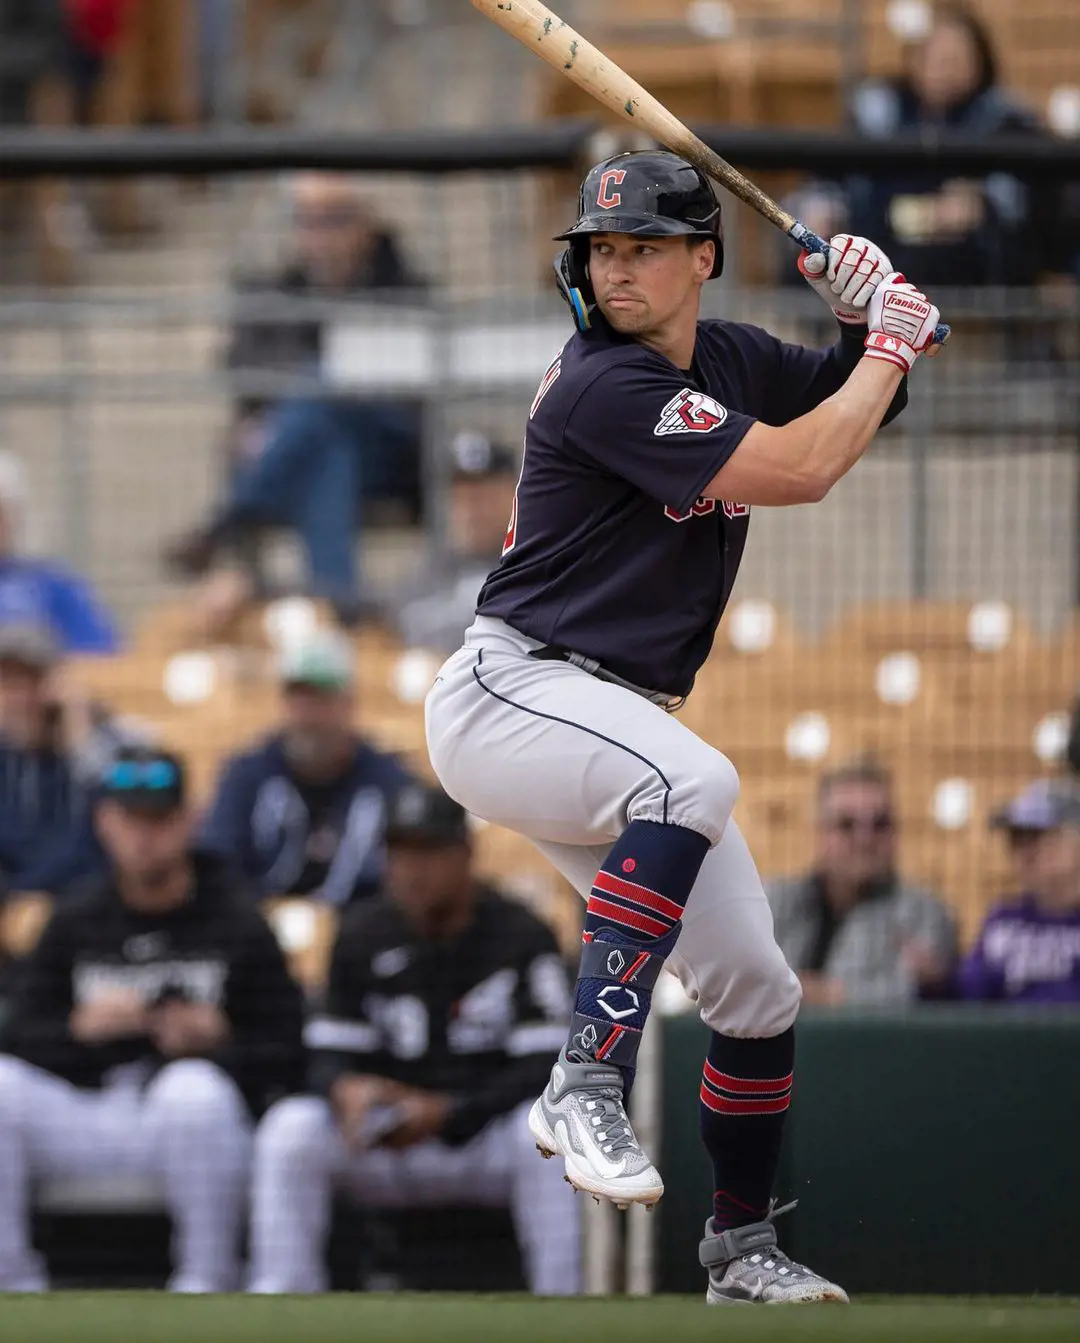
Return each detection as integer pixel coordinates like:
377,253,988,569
798,234,893,324
864,272,941,374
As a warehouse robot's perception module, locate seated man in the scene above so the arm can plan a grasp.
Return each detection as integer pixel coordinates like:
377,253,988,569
0,747,305,1293
0,454,118,653
247,782,581,1296
164,172,424,620
0,622,139,900
200,629,412,905
383,431,520,656
958,780,1080,1003
766,759,957,1004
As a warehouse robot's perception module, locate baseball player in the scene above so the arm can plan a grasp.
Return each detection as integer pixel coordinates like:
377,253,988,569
425,149,940,1305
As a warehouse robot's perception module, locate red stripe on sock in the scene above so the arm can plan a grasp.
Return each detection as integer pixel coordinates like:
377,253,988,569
700,1083,791,1116
585,895,669,939
595,1025,626,1060
703,1060,793,1094
592,870,684,923
622,951,650,983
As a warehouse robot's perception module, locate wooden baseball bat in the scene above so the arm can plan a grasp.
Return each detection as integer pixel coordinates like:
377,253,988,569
469,0,949,347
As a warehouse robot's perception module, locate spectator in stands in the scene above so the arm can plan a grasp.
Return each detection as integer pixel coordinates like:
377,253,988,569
200,627,411,906
381,431,519,654
164,173,424,623
0,454,118,653
0,622,142,900
1067,690,1080,779
0,746,304,1292
766,758,957,1005
793,2,1041,287
247,781,580,1296
958,779,1080,1003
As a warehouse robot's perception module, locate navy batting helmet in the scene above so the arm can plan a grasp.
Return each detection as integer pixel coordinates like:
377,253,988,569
554,150,724,330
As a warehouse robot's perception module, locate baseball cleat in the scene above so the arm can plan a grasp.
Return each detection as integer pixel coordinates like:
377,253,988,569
699,1211,849,1305
528,1046,664,1208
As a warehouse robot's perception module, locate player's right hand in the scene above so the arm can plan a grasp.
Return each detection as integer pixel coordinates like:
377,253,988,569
863,273,941,374
70,991,149,1044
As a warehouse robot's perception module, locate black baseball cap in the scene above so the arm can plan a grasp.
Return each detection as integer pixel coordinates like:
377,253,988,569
385,783,470,848
449,431,518,481
100,747,187,815
991,779,1080,834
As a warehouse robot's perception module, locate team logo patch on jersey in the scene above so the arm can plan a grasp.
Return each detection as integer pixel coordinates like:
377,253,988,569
654,389,729,437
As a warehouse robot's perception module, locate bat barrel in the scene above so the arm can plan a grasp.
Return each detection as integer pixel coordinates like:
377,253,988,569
790,223,950,348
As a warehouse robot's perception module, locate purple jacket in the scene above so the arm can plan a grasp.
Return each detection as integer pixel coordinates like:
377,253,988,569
957,896,1080,1003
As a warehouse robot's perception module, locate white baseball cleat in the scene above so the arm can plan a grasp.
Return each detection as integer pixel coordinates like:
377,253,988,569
528,1047,664,1209
700,1208,849,1305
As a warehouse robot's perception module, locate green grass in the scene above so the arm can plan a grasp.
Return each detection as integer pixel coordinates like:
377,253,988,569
3,1294,1080,1343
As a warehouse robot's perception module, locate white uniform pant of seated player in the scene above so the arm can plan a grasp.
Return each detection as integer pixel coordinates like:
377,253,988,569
0,1055,253,1293
426,617,802,1203
247,1096,581,1295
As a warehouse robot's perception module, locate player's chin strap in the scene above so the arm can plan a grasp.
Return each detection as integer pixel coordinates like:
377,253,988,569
554,252,592,333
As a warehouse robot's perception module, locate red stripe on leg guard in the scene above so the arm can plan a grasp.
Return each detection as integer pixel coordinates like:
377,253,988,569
621,951,650,983
585,895,669,939
700,1083,791,1115
594,1025,626,1060
593,870,684,923
703,1060,793,1095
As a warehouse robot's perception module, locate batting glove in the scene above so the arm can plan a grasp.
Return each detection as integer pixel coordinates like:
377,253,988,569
864,272,941,374
798,234,893,324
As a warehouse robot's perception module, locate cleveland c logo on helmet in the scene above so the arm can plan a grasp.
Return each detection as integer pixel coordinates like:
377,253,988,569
596,168,626,210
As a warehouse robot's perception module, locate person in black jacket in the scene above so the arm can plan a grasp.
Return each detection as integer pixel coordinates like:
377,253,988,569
0,747,305,1294
164,172,425,620
247,783,581,1296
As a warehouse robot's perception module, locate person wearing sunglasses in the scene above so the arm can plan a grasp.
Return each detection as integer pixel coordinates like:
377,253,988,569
957,780,1080,1004
0,747,304,1293
766,759,957,1006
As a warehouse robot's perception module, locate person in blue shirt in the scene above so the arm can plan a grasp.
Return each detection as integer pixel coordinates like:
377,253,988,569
200,628,412,905
0,454,118,653
0,624,110,899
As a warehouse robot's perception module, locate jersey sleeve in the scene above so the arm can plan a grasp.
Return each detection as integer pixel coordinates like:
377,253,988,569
763,324,907,427
566,360,757,516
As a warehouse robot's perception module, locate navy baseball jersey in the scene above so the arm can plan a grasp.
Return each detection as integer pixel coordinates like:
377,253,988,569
477,315,906,697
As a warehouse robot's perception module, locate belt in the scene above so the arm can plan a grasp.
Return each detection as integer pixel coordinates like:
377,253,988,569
528,645,685,713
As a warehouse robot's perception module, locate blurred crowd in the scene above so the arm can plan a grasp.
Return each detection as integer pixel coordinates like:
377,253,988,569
0,0,1079,1297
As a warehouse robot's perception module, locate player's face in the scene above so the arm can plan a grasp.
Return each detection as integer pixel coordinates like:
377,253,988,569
1026,826,1080,903
96,801,193,888
281,684,355,778
589,234,714,338
817,781,896,886
386,842,473,934
0,660,49,747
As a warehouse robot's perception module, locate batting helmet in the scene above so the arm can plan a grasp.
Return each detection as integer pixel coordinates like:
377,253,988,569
554,150,724,330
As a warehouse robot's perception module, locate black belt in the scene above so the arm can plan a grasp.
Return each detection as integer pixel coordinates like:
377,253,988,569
528,645,685,712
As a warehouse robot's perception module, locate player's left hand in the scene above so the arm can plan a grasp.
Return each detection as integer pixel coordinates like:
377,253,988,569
150,1000,231,1057
378,1089,454,1149
798,234,893,324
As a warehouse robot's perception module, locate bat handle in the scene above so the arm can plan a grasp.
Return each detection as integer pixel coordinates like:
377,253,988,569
788,221,951,349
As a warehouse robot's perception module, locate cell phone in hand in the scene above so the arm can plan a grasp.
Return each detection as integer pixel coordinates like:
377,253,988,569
353,1102,406,1149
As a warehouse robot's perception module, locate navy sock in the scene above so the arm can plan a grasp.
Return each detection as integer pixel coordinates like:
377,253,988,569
700,1028,795,1234
568,820,710,1086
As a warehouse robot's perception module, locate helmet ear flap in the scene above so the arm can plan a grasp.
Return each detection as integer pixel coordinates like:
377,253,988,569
555,243,594,333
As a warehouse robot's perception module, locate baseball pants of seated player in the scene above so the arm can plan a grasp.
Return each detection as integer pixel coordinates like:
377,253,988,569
425,616,801,1039
0,1055,252,1292
247,1097,582,1295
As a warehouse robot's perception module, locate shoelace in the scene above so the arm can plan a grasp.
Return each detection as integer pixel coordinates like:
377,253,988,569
585,1088,641,1155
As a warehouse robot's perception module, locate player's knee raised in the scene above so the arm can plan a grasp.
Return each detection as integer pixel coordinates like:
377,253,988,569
152,1058,241,1120
254,1096,329,1162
